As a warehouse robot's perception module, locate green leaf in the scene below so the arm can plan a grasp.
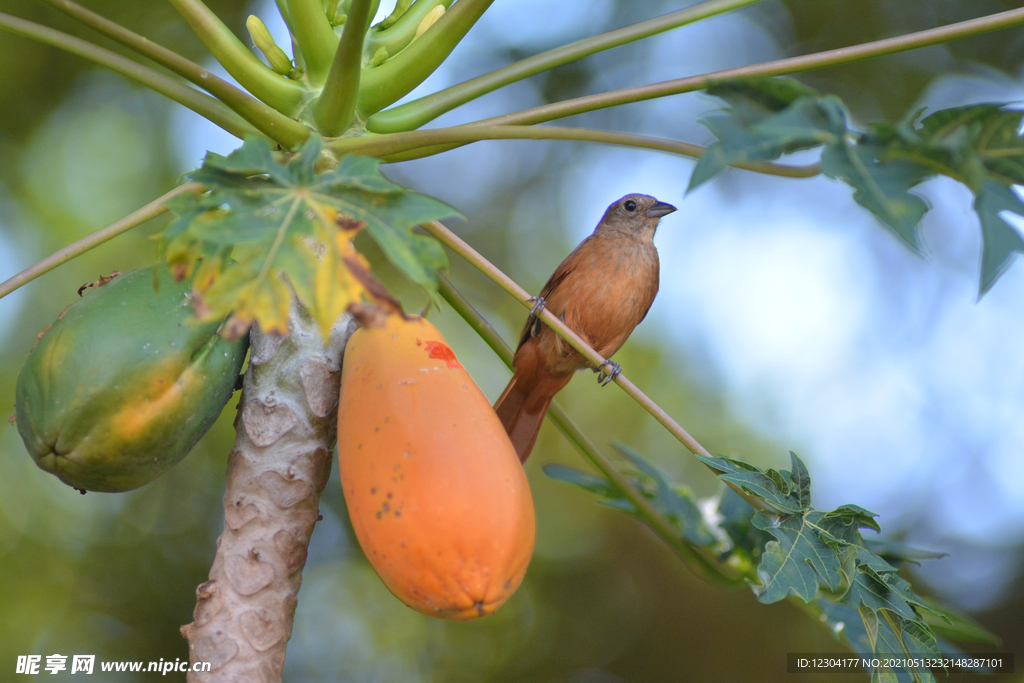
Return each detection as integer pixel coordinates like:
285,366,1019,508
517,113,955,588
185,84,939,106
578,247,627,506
820,139,931,249
691,94,845,191
863,538,947,565
752,509,847,602
160,136,459,336
705,77,822,116
695,87,1024,294
973,180,1024,294
919,597,1003,646
612,444,715,546
542,450,715,547
879,104,1024,190
693,452,810,513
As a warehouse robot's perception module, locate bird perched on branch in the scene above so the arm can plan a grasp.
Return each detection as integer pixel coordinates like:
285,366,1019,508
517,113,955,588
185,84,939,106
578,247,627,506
493,193,677,463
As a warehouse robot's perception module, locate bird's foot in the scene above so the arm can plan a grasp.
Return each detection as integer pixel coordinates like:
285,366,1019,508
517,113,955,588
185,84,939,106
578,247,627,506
527,296,547,317
593,360,621,386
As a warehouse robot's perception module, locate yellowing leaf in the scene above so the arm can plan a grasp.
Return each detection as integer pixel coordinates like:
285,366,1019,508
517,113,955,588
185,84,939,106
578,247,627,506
160,136,458,337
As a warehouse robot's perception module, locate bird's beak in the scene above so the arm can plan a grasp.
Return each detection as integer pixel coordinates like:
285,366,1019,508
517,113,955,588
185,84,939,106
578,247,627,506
646,201,677,218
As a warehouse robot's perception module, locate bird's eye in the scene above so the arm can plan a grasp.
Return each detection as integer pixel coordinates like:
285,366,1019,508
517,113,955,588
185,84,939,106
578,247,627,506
624,200,637,212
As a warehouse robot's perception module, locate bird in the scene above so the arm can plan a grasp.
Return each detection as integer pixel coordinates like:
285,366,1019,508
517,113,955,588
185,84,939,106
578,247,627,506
493,193,677,463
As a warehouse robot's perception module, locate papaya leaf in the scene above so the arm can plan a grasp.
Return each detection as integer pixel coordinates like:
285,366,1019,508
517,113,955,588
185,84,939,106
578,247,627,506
973,180,1024,295
542,451,715,546
690,87,846,191
693,451,810,513
919,597,1003,646
820,139,931,249
161,136,459,338
695,80,1024,293
863,538,947,566
752,510,847,602
550,445,964,677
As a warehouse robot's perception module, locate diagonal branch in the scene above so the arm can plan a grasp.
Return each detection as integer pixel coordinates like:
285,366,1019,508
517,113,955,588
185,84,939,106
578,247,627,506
0,13,260,140
437,274,740,585
0,183,203,300
422,221,710,457
37,0,309,148
366,0,765,133
423,220,773,513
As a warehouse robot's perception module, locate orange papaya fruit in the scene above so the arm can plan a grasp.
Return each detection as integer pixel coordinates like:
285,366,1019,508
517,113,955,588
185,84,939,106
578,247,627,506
337,314,535,619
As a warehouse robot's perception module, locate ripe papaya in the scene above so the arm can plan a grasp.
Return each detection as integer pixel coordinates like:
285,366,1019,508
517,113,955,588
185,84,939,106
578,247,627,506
337,314,535,619
15,265,248,492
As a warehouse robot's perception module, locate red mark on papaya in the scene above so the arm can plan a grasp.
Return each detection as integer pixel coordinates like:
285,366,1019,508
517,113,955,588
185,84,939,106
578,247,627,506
424,341,461,369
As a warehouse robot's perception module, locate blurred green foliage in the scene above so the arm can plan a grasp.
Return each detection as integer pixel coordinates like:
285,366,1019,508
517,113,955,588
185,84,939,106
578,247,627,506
2,1,1023,681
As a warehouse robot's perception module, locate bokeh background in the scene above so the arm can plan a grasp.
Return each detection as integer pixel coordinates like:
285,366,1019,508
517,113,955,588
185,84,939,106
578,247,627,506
2,0,1024,680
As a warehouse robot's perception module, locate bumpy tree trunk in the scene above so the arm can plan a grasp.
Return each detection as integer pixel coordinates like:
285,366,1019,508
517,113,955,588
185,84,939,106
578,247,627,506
181,304,356,682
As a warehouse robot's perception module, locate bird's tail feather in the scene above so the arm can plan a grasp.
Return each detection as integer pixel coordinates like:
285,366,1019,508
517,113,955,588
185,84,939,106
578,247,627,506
494,371,571,463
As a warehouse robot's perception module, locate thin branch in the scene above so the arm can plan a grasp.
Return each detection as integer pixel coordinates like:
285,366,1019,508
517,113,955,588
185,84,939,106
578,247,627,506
330,124,821,177
313,0,373,136
423,220,769,511
0,184,202,300
464,6,1024,128
167,0,308,115
286,0,338,86
437,274,740,586
423,222,710,457
0,13,260,140
38,0,310,148
366,0,764,133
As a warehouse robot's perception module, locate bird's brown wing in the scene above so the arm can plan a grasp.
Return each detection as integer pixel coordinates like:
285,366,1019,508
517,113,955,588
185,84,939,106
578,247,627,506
516,241,584,350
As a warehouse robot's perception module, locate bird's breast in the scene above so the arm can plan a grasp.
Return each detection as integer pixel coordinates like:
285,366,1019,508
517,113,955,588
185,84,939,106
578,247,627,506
564,239,659,358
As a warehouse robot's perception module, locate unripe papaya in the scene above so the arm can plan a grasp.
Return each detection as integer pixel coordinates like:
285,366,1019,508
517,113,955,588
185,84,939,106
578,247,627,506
337,315,535,619
15,265,248,492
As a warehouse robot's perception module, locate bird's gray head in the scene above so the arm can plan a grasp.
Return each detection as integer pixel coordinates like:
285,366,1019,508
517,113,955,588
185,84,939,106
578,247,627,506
598,194,677,238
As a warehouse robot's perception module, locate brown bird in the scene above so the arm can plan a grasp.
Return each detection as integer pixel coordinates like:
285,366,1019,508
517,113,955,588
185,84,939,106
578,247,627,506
494,193,677,463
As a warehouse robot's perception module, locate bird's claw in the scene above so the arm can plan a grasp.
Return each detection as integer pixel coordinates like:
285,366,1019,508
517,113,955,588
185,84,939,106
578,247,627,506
527,296,547,317
593,360,621,386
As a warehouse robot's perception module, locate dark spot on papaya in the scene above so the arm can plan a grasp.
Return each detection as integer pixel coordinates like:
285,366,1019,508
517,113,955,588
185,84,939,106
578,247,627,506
370,487,376,495
384,417,389,423
504,579,512,590
400,541,406,547
475,601,485,616
393,464,400,471
374,427,380,432
395,510,401,518
375,511,382,519
386,492,392,499
382,503,389,512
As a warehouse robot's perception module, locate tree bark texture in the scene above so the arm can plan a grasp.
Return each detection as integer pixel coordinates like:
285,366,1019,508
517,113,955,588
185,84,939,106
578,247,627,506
181,305,356,682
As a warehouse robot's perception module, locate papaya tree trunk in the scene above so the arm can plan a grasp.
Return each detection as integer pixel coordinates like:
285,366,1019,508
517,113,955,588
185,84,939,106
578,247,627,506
181,303,356,682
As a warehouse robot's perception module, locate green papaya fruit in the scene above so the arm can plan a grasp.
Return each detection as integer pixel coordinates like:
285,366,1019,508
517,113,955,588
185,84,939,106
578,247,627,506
14,265,248,492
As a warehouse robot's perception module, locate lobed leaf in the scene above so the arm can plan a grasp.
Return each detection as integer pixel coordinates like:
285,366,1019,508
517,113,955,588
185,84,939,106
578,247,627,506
695,79,1024,294
160,136,458,337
